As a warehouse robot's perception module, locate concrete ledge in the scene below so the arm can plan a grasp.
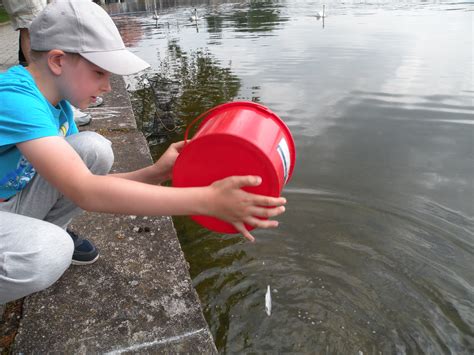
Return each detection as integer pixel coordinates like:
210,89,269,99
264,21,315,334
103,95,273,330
10,76,217,353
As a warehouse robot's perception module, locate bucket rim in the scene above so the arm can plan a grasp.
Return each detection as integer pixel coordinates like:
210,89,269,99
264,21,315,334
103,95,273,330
198,101,296,181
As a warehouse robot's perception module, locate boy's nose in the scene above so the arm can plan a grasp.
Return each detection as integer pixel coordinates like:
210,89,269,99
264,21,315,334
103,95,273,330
102,79,112,93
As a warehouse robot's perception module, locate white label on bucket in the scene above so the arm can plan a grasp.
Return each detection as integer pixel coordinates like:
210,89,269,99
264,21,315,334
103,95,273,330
277,138,291,184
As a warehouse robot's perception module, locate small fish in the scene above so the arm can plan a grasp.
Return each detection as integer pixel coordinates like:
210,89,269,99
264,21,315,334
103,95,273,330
265,285,272,316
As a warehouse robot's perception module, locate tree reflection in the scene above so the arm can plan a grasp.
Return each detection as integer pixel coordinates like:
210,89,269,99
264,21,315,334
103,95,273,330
227,0,287,33
131,40,241,154
206,13,224,34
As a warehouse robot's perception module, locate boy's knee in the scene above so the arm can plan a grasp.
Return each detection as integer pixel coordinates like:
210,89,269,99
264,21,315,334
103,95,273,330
9,226,73,296
30,228,74,292
67,131,114,175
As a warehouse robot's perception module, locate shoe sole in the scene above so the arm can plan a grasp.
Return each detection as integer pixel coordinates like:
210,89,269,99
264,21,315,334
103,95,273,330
89,98,104,108
88,102,103,108
71,254,100,266
76,117,92,127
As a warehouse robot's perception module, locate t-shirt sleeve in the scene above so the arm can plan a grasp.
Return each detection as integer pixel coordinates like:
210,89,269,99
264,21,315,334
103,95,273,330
68,119,79,135
61,100,79,136
0,87,59,146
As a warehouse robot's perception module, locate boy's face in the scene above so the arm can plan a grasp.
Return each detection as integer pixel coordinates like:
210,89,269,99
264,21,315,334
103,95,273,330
58,54,111,110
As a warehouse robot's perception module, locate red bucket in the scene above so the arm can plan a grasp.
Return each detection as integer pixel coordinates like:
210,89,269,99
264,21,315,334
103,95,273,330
172,101,296,233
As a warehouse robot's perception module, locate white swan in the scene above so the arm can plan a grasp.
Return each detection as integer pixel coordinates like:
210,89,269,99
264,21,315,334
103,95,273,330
189,8,199,21
316,5,326,19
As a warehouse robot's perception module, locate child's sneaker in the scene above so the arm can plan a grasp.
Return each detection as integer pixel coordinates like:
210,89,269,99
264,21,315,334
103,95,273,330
72,106,92,126
67,230,100,265
89,96,104,108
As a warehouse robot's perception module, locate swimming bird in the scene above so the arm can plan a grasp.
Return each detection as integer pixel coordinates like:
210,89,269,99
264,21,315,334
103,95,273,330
189,8,199,21
316,5,326,19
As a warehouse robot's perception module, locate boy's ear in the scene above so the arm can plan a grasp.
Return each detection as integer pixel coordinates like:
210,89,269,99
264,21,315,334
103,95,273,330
47,49,67,75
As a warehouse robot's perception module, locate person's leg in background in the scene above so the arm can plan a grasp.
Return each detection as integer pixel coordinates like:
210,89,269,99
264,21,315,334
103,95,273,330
18,28,29,66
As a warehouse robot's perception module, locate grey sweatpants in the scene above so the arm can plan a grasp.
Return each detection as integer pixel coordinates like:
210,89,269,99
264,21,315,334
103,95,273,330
0,132,114,303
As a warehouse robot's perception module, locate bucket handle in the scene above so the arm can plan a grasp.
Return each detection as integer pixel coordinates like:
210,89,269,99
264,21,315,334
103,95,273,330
184,106,217,145
184,101,275,145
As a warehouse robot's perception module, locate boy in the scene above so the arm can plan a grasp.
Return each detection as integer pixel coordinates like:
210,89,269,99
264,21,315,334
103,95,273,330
3,0,104,126
0,0,286,304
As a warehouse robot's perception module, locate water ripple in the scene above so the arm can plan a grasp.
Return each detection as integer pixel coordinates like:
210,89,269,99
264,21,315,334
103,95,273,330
190,187,474,352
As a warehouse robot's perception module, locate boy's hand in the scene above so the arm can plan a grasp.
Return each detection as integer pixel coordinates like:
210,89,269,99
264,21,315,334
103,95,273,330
153,141,185,182
207,176,287,242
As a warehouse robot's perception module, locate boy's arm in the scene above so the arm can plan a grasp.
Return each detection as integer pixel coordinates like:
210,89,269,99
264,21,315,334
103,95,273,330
18,136,286,241
112,141,184,184
18,136,206,216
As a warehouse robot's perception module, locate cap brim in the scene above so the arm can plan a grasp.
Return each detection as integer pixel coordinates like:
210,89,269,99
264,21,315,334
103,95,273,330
81,49,149,75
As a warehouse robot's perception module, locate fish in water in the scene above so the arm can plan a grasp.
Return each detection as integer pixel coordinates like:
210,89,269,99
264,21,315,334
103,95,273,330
265,285,272,316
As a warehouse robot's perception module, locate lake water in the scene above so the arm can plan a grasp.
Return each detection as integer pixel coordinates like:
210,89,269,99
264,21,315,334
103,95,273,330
104,0,473,353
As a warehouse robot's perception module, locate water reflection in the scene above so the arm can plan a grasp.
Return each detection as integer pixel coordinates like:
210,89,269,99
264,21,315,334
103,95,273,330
174,214,251,349
114,16,145,46
103,0,249,16
131,40,240,152
103,0,474,353
227,1,287,33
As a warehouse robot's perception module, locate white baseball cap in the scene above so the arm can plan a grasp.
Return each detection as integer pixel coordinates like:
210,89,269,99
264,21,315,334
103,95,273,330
30,0,149,75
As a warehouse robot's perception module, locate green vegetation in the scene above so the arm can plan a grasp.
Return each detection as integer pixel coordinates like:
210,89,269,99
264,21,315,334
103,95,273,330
0,7,10,24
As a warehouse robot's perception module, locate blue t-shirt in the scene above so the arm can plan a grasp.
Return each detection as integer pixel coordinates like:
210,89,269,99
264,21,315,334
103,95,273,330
0,65,78,199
